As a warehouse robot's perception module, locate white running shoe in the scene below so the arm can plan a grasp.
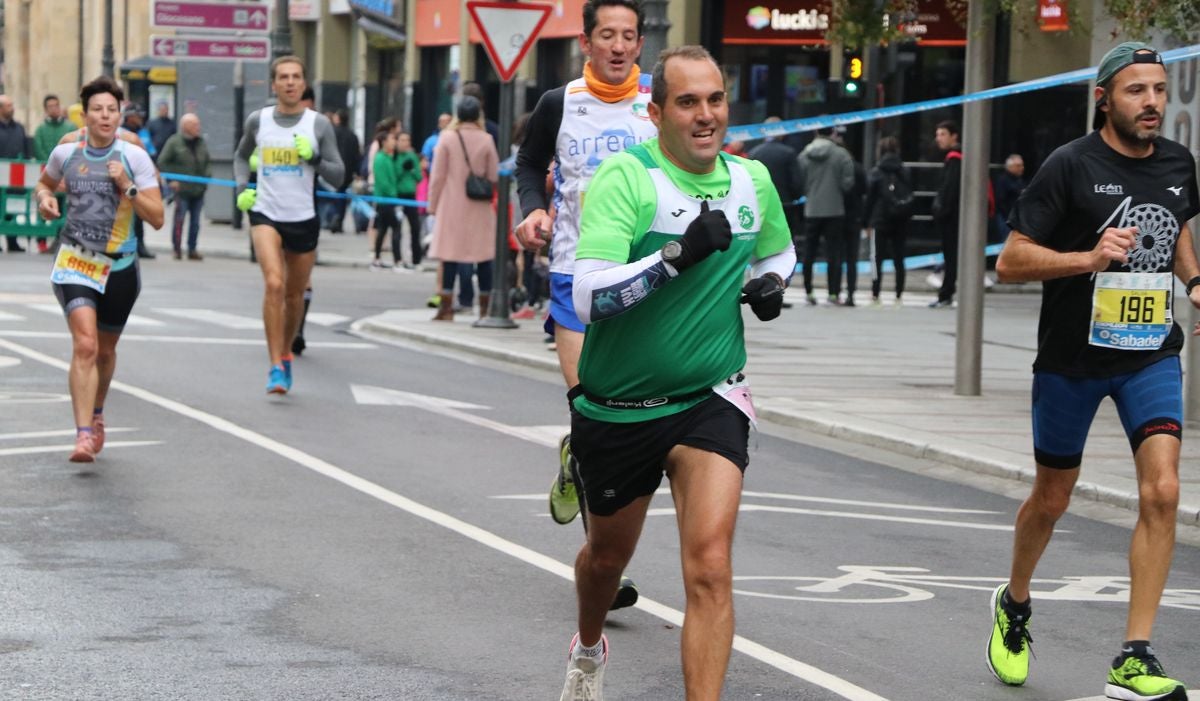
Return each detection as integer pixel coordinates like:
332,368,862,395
559,633,607,701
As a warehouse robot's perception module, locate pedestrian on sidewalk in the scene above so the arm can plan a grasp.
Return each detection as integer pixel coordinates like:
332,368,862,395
513,0,659,626
929,120,960,307
395,132,423,268
558,45,795,701
0,94,31,253
33,94,77,254
369,127,402,269
797,124,854,305
833,127,866,306
989,42,1195,700
34,75,164,463
864,135,913,304
157,113,210,260
427,96,497,321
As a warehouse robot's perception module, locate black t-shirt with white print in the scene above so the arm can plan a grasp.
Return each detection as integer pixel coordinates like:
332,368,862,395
1008,130,1200,377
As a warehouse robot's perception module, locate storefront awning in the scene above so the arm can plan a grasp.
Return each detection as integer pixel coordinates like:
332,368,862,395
357,13,406,43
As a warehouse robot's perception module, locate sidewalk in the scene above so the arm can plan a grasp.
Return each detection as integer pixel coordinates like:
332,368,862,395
148,219,1200,529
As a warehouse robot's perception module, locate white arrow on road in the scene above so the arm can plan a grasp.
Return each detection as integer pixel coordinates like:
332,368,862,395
351,384,561,448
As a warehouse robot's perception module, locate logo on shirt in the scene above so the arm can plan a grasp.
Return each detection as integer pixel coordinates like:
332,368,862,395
1094,183,1124,195
631,102,651,121
576,106,588,116
738,205,755,229
671,208,687,217
1167,185,1183,196
1097,196,1179,273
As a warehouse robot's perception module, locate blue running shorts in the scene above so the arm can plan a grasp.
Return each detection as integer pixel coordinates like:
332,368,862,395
544,272,586,336
1032,355,1182,469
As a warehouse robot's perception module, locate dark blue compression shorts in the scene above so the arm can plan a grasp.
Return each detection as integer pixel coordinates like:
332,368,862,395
1032,355,1182,469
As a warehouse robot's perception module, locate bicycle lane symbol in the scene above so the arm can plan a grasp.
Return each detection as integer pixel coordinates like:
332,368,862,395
733,566,1200,611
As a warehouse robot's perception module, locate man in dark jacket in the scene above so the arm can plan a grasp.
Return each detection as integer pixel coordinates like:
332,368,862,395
328,108,361,233
993,153,1026,239
0,94,30,252
834,127,867,306
147,101,176,160
930,120,961,307
863,135,913,303
748,117,802,246
157,113,211,259
798,125,855,304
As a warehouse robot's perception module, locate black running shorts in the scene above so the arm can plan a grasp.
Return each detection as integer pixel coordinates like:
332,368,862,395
570,394,750,517
249,211,321,253
52,259,141,333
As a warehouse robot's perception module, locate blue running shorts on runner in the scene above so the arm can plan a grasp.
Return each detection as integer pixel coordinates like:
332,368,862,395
544,272,585,336
1032,355,1182,469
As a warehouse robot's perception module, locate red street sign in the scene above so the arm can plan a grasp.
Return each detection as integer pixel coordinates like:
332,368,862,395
151,1,270,32
151,35,270,61
466,1,553,83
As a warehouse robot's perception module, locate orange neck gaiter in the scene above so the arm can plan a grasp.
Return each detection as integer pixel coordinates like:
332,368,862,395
583,61,641,104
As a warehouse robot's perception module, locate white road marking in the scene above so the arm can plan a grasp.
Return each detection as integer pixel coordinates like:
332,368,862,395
0,440,162,457
735,504,1015,531
0,330,375,349
0,293,55,304
26,303,165,326
0,427,135,441
1067,694,1198,701
0,354,18,369
0,390,70,403
303,312,351,326
0,340,891,701
155,308,263,329
0,310,25,322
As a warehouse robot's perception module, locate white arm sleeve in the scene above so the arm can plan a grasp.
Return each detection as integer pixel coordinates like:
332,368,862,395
751,243,798,284
573,253,675,324
125,146,161,190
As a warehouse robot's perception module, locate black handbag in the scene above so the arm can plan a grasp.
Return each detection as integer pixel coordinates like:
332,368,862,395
457,130,494,201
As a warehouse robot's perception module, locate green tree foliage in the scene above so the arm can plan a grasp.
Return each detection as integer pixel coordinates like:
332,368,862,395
823,0,1199,49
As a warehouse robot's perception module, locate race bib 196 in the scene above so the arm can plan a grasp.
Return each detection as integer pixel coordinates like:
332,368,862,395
1089,272,1172,351
49,243,113,293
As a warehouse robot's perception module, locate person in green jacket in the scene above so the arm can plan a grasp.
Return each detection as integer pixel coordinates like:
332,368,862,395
33,95,76,161
370,128,402,269
156,113,211,260
395,132,423,268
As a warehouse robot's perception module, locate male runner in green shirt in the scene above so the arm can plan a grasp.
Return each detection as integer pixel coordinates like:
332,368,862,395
557,45,796,701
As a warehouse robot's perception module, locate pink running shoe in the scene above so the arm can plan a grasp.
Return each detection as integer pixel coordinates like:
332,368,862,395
69,432,95,463
91,415,106,454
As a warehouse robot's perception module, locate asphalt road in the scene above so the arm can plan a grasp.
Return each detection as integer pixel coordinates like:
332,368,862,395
0,254,1197,700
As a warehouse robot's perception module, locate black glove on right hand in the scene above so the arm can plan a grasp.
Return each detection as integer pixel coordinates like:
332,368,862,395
740,274,786,321
674,200,732,272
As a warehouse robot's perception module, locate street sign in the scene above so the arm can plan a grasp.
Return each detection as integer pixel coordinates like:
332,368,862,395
151,1,270,32
151,35,271,61
466,1,553,83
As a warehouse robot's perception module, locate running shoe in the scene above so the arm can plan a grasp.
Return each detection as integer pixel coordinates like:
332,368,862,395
559,633,607,701
69,432,94,463
91,414,105,454
281,354,294,392
550,434,581,524
1105,649,1188,701
986,584,1032,686
610,576,639,611
266,365,288,395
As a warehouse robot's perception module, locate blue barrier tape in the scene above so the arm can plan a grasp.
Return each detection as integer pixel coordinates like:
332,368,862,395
797,243,1004,275
726,44,1200,142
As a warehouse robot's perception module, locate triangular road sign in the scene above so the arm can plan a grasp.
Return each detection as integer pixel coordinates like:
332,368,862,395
466,1,554,83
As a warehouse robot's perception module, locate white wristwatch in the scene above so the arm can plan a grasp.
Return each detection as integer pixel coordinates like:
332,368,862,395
125,184,138,199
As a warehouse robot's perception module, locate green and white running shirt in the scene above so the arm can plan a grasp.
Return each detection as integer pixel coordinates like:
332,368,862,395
574,138,791,423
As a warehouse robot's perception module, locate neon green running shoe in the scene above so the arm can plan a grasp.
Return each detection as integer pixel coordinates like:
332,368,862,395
1104,649,1188,701
986,584,1033,686
549,434,580,525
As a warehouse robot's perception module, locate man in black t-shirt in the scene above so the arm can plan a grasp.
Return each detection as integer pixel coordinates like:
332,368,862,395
990,42,1196,700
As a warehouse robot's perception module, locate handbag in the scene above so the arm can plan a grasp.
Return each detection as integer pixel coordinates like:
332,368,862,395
456,130,494,201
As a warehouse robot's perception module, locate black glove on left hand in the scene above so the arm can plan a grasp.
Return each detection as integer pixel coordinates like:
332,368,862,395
740,274,786,321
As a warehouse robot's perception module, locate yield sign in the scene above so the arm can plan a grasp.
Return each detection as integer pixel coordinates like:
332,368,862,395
466,1,553,83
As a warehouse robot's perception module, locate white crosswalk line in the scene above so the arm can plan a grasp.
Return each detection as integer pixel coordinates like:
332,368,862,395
303,312,351,327
154,307,263,329
0,310,25,322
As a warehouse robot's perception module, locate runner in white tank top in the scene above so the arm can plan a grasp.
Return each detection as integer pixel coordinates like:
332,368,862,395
233,57,344,396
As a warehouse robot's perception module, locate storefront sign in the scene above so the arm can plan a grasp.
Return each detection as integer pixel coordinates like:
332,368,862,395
349,0,395,17
1037,0,1069,32
724,0,964,46
289,0,321,21
414,0,460,46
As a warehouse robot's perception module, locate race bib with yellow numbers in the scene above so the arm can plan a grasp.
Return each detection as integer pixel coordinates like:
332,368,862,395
49,243,113,293
260,145,302,176
1089,272,1172,351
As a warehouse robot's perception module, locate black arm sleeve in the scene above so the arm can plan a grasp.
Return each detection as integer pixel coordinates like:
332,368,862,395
515,86,565,219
